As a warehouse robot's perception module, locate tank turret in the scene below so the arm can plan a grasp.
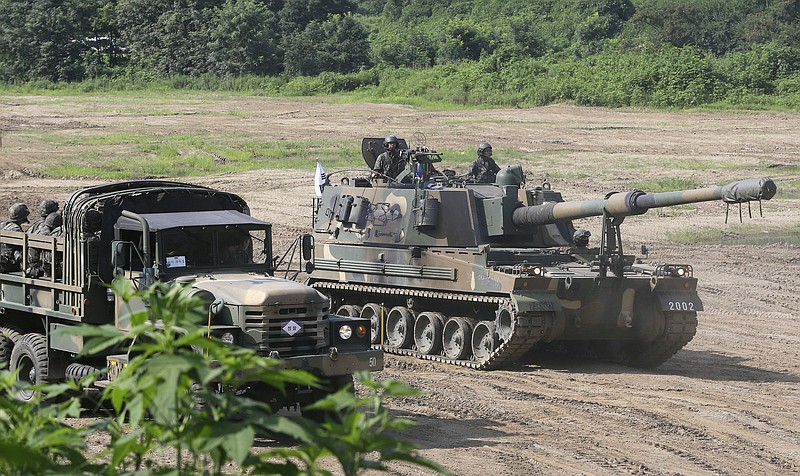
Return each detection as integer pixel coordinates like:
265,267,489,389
307,137,777,370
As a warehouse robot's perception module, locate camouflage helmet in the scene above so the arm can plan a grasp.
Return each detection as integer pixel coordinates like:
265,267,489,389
9,203,30,223
477,142,493,155
383,135,399,148
44,211,63,229
573,228,591,247
38,199,59,217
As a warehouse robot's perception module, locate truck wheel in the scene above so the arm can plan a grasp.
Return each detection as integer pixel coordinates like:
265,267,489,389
65,363,102,382
0,325,22,368
10,333,49,402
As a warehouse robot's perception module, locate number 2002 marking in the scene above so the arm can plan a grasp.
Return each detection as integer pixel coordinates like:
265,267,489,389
668,301,695,311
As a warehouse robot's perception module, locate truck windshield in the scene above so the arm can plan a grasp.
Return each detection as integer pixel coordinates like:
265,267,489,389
160,226,270,270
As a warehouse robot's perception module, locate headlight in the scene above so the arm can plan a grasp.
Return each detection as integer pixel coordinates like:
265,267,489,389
220,332,235,344
338,325,353,340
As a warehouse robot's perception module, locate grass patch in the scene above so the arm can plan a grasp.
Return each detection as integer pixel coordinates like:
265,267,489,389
39,137,367,179
667,223,800,246
542,171,591,180
776,178,800,199
631,177,703,192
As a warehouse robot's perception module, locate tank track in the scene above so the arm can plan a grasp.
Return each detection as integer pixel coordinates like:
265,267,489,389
621,311,697,368
311,281,551,370
547,312,698,368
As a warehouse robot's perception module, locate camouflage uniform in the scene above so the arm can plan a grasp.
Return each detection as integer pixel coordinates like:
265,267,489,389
0,203,30,272
82,209,103,275
467,155,501,183
27,200,60,236
372,149,406,180
26,212,62,278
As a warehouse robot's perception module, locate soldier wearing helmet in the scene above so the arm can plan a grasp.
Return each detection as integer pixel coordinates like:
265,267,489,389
0,203,30,272
81,209,102,242
25,211,63,278
371,134,407,181
27,199,60,235
467,141,501,183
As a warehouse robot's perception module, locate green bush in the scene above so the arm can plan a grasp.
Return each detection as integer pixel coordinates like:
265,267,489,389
0,279,447,475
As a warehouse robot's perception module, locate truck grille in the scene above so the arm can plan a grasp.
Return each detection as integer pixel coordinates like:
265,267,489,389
243,306,325,357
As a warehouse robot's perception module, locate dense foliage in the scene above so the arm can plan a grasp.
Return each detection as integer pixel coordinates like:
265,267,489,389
1,0,800,107
0,278,445,475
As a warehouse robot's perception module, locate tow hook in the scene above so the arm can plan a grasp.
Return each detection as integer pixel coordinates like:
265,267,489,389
329,347,339,361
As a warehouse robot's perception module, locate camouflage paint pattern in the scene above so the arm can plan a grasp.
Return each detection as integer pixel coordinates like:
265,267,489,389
309,168,776,369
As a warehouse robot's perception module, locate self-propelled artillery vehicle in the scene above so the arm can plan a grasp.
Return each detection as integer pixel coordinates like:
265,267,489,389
0,180,381,407
306,138,777,370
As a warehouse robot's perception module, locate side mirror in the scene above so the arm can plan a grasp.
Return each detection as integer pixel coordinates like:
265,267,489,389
111,240,128,268
301,234,313,261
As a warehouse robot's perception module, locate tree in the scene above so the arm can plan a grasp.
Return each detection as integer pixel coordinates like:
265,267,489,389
436,18,492,64
370,22,435,68
278,0,355,34
116,0,218,76
283,14,370,76
573,0,635,57
0,0,91,81
209,0,282,76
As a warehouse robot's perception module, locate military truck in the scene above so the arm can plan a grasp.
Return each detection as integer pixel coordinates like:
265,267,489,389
306,137,777,370
0,180,382,406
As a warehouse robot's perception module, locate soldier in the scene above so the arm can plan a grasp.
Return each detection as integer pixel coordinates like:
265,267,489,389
371,135,407,181
82,209,103,275
25,211,63,278
0,203,30,272
467,141,501,183
82,209,102,242
27,200,59,235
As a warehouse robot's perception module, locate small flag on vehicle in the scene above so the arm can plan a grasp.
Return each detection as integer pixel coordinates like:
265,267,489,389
314,161,327,197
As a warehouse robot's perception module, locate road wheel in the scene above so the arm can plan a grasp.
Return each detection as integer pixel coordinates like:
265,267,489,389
495,304,515,343
335,304,362,317
385,306,414,348
10,333,49,402
414,311,444,355
442,317,474,360
360,303,384,345
472,321,499,363
0,325,22,368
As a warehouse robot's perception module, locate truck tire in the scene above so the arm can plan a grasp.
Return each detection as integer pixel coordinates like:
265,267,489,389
65,363,101,382
10,333,49,402
0,325,22,368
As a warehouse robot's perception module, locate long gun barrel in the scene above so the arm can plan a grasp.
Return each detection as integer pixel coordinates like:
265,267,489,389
512,177,777,227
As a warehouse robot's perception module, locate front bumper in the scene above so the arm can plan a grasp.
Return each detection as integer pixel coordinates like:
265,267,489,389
276,348,384,376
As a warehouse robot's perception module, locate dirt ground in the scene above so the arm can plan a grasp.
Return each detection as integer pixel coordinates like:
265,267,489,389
1,96,798,475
